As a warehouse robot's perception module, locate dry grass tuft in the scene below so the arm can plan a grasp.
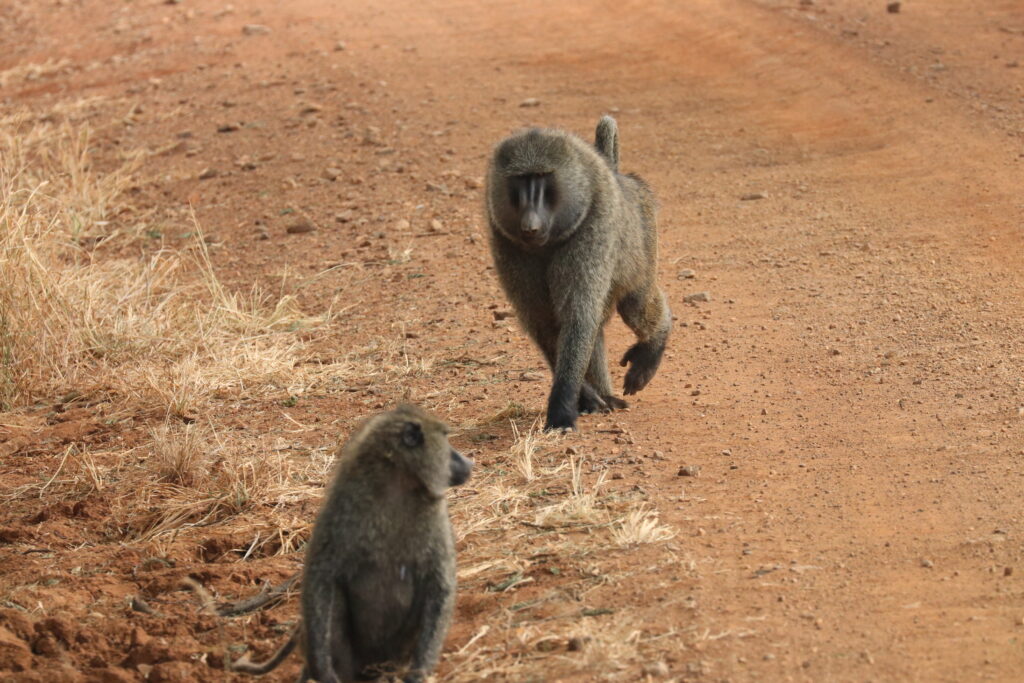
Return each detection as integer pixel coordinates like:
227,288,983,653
0,114,345,413
610,505,677,547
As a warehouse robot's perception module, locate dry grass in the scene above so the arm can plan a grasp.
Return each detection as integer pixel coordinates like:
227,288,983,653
0,113,345,413
444,421,684,679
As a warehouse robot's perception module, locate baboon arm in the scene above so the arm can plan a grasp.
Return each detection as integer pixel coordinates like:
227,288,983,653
304,581,352,683
405,579,453,683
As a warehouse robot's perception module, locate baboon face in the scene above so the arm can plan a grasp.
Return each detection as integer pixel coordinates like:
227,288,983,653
490,130,588,249
506,173,558,247
390,405,472,498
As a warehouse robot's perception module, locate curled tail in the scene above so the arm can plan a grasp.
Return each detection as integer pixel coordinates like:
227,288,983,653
594,115,619,172
230,625,299,675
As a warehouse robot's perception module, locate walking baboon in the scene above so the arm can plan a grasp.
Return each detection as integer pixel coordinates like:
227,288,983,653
230,405,472,682
486,115,671,431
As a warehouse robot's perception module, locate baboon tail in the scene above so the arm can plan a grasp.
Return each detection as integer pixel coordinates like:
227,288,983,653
595,115,619,172
230,626,299,675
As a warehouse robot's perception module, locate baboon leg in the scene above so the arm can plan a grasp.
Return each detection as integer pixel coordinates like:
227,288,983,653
304,582,350,683
405,579,453,683
523,313,609,416
618,285,671,395
581,330,627,413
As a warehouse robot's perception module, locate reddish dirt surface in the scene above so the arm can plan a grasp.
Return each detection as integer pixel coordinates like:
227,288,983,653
2,0,1024,681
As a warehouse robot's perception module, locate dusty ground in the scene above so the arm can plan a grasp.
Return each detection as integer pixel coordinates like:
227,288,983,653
2,0,1023,681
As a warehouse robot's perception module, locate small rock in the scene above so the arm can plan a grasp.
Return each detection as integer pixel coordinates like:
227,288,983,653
334,41,347,51
197,167,217,180
565,446,579,455
683,291,711,304
300,102,323,115
242,24,271,36
677,465,700,477
394,219,411,230
429,219,443,232
323,167,341,181
364,126,383,145
921,558,934,569
216,123,239,133
1004,566,1014,577
567,636,586,651
335,210,354,223
829,348,841,356
465,177,483,189
519,371,543,382
519,97,541,107
286,220,316,234
492,310,513,321
886,1,900,13
740,192,766,201
643,661,670,677
677,269,696,279
256,229,270,241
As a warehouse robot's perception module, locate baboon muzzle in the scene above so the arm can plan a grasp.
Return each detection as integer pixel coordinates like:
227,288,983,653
448,449,473,487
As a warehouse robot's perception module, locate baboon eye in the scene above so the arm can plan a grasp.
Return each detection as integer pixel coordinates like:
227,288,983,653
401,421,424,448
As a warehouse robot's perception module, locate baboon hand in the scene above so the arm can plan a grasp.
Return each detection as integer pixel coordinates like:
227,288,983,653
544,405,578,432
620,342,661,395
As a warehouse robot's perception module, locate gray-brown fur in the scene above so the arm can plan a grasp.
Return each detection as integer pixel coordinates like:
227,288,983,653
231,405,472,682
486,116,671,431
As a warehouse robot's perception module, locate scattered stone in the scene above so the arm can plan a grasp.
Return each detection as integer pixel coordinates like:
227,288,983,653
335,210,354,223
256,229,270,240
216,123,239,133
242,24,271,36
334,40,347,51
286,219,316,234
197,167,217,180
677,465,700,477
921,558,934,569
364,126,383,145
567,636,586,651
429,219,443,232
492,310,512,321
886,1,901,13
565,446,579,455
519,97,541,107
394,219,411,230
323,167,341,181
683,291,711,304
643,661,670,677
677,268,696,279
1005,566,1014,577
740,192,766,201
465,177,483,189
300,102,323,115
519,371,543,382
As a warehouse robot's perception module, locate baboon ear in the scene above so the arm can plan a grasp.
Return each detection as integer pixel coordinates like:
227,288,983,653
401,421,424,448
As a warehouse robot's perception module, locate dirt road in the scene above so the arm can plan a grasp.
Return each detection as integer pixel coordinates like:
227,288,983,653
2,0,1022,681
